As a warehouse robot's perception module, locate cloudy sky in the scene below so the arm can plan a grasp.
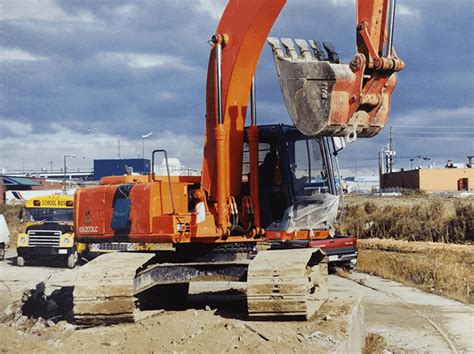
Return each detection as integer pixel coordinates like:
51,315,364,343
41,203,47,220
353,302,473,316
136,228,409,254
0,0,473,176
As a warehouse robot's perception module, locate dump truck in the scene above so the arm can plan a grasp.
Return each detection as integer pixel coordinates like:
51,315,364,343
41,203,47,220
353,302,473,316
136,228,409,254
73,0,403,325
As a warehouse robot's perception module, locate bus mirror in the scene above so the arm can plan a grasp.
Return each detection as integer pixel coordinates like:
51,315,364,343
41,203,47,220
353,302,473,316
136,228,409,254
18,210,24,223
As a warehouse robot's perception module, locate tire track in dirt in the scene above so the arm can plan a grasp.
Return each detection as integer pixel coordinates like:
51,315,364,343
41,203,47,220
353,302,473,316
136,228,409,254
347,276,461,353
332,273,474,353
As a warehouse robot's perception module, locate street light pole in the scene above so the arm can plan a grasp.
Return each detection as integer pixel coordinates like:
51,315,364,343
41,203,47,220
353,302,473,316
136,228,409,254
141,132,153,159
63,154,76,194
423,157,431,168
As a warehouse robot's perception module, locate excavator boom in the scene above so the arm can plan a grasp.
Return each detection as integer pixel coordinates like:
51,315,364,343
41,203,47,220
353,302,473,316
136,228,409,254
201,0,286,203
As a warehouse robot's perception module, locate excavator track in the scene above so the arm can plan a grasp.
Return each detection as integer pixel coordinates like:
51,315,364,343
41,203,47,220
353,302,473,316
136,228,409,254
74,248,327,324
74,252,155,326
247,248,328,319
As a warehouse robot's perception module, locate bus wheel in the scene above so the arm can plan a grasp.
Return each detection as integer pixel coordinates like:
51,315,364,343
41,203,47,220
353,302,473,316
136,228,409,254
67,249,78,269
17,256,25,267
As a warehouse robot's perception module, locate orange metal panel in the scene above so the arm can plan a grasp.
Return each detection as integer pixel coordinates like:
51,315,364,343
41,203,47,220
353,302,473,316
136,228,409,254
201,0,286,200
129,184,152,235
74,185,109,240
100,175,149,185
356,0,389,60
265,229,331,241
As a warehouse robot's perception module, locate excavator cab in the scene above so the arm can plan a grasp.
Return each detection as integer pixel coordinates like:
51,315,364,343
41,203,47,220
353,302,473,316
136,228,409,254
244,125,342,231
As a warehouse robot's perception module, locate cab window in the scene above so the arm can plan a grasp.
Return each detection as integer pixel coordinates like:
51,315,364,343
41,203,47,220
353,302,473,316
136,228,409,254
25,208,74,222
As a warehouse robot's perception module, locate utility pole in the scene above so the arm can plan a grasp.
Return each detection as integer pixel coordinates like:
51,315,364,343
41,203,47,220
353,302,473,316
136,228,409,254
423,156,431,168
63,154,76,194
388,125,394,173
378,150,384,189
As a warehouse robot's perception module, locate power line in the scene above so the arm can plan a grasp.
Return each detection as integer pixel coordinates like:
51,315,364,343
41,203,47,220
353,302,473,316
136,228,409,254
340,154,472,163
392,125,474,129
395,136,474,140
393,132,473,136
396,154,472,159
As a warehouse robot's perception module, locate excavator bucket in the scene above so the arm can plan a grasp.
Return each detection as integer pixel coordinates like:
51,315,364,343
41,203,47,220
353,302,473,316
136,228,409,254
268,37,398,139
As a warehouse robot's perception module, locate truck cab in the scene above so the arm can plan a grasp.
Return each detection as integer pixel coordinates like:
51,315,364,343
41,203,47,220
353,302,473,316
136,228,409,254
16,195,77,268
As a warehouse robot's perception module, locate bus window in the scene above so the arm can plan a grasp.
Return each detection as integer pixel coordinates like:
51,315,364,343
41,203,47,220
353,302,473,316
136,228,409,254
25,208,74,222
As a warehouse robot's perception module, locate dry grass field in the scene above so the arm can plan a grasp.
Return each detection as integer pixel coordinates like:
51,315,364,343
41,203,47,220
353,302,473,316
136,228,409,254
339,194,473,303
339,194,473,243
357,238,474,304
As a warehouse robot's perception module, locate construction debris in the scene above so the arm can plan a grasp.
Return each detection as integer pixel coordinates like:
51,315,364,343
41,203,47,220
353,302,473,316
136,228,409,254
1,282,74,333
242,323,271,341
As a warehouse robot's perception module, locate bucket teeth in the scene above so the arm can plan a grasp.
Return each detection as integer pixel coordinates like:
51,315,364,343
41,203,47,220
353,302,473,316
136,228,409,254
280,38,299,61
294,39,312,61
322,41,340,63
269,37,330,63
268,37,338,64
309,40,327,61
267,37,285,58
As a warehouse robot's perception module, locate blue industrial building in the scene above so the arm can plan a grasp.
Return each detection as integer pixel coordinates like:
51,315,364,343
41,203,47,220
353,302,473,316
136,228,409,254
93,159,150,180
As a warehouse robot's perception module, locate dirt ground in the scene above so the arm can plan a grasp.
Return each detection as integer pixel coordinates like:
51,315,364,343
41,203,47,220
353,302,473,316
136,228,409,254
1,248,473,353
340,273,473,353
0,247,361,354
0,305,353,354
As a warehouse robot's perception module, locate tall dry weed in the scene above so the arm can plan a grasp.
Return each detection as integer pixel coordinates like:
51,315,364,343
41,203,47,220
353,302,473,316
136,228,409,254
448,202,474,242
363,333,386,354
358,238,474,304
0,204,21,247
340,197,473,243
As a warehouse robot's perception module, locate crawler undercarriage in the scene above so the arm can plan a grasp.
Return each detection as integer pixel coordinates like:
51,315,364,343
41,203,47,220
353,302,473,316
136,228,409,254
73,243,328,325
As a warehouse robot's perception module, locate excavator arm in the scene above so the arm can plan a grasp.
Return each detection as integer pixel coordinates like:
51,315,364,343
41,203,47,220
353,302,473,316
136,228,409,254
201,0,403,234
201,0,286,227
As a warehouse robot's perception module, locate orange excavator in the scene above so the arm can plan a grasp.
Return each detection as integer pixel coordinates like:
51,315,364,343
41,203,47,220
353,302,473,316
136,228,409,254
73,0,403,325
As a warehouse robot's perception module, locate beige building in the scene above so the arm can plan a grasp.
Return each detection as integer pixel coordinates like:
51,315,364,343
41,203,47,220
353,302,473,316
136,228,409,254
381,168,474,192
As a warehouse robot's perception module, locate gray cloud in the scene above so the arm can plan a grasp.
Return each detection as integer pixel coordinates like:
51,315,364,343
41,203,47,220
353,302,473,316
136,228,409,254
1,0,472,173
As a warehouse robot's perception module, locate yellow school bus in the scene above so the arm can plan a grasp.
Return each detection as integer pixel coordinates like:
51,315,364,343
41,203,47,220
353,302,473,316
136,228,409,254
17,195,77,268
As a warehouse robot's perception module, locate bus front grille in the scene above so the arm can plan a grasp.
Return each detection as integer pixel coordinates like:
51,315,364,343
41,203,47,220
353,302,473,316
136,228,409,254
28,230,61,247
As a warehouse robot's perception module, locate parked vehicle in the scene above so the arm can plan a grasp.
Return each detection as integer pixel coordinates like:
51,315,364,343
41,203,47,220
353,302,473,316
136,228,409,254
0,214,10,261
16,195,77,268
